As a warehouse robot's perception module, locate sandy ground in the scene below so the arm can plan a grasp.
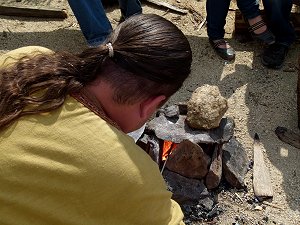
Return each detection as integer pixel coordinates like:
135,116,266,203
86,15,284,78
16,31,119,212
0,0,299,224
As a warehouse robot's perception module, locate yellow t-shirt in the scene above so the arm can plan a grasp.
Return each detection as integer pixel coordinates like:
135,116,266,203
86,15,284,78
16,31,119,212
0,46,184,225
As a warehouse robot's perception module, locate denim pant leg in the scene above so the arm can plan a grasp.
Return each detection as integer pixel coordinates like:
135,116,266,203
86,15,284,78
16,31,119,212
118,0,142,19
236,0,260,19
68,0,112,46
262,0,295,46
206,0,231,40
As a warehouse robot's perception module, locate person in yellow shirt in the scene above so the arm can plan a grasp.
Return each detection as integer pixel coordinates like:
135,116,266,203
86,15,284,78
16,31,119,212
0,14,192,225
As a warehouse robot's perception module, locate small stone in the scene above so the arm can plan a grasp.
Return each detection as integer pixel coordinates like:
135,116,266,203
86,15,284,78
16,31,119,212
254,197,260,203
262,216,269,222
254,205,263,211
198,196,215,211
206,205,219,218
246,199,253,204
2,31,7,38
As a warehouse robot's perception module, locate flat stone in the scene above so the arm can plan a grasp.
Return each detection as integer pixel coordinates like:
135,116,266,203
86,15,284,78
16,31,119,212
163,169,209,204
147,114,234,144
223,137,249,189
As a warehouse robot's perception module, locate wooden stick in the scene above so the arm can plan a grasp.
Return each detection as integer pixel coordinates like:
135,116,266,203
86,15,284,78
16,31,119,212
0,5,68,19
298,55,300,129
262,201,284,210
160,156,169,174
143,0,188,14
205,144,223,190
253,133,273,201
234,193,243,202
198,18,206,31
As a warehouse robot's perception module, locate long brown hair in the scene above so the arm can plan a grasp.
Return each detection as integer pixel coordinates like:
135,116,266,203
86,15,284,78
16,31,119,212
0,14,192,129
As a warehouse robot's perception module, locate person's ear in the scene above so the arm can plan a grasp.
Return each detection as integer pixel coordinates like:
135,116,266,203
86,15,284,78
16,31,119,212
140,95,166,120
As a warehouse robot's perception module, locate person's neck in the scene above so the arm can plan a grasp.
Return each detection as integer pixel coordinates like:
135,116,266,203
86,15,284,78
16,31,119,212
84,80,140,133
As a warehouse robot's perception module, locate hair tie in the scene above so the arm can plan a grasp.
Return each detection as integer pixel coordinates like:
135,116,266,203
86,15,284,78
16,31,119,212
106,43,114,58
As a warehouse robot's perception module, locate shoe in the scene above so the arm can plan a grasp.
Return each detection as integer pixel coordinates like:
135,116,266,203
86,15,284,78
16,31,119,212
261,43,289,69
248,19,275,45
209,39,235,61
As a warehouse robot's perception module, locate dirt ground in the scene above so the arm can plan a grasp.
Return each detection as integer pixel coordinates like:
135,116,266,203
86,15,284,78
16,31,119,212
1,0,299,224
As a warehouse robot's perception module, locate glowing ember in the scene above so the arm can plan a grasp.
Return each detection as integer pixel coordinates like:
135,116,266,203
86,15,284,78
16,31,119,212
162,140,177,160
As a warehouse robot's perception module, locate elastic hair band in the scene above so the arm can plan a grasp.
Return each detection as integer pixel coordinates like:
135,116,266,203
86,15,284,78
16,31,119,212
106,43,114,58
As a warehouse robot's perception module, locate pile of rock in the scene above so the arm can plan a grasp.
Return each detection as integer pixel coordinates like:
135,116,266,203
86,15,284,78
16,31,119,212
137,85,250,222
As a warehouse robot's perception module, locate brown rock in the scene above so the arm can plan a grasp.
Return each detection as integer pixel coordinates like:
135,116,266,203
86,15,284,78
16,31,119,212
206,144,223,190
166,140,211,179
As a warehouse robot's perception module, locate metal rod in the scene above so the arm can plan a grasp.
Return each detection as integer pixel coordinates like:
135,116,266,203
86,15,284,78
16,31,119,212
160,155,169,174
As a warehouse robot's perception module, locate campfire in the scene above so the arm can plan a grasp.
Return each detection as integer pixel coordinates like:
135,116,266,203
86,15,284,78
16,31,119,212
162,140,177,161
137,102,250,223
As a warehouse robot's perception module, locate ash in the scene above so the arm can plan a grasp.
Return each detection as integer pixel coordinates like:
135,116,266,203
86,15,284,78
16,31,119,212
181,202,223,225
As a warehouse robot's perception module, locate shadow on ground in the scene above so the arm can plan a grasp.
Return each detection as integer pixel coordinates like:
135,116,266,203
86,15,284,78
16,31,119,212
0,17,86,53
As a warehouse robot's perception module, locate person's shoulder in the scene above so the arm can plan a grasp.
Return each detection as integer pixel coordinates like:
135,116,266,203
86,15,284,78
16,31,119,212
3,46,53,56
0,46,53,68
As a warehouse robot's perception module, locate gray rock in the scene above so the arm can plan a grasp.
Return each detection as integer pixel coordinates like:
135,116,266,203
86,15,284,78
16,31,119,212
198,196,215,211
223,137,249,189
147,114,235,144
138,134,161,165
163,169,209,204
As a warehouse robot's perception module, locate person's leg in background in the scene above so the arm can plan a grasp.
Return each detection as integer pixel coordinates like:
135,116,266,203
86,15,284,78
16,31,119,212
261,0,295,69
237,0,275,44
118,0,142,20
206,0,235,61
68,0,142,47
263,0,295,46
68,0,112,46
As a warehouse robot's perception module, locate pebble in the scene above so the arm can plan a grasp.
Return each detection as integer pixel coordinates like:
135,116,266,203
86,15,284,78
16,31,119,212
262,216,269,222
254,205,263,211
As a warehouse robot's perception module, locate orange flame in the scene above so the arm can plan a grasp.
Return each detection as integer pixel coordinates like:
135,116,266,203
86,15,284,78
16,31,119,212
162,140,177,160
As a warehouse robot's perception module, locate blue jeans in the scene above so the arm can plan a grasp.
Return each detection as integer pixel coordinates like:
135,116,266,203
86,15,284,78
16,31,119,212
262,0,295,46
206,0,261,40
68,0,142,46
